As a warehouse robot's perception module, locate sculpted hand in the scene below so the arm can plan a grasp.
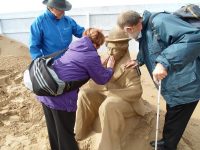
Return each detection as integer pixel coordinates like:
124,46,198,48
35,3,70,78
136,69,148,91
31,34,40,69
101,56,110,65
153,63,168,84
107,55,115,69
124,60,139,69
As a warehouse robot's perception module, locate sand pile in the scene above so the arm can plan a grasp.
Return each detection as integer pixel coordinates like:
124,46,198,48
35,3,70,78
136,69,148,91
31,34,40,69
0,35,200,150
0,35,29,56
0,55,50,150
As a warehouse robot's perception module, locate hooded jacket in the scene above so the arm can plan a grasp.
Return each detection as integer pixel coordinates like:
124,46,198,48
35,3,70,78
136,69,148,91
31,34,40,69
137,10,200,107
37,36,113,111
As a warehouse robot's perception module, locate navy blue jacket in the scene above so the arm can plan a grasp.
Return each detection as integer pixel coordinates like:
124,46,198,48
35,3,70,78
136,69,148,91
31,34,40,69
138,10,200,107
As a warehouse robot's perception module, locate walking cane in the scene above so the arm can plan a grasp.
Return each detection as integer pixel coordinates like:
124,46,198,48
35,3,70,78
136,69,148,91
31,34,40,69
155,80,162,150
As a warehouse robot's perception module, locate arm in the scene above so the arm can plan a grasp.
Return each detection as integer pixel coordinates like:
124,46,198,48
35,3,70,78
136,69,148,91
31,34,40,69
86,55,113,85
154,14,200,71
70,18,85,38
29,19,43,60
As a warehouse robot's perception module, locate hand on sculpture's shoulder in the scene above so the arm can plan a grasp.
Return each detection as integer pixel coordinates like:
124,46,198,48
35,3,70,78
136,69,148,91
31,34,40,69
124,59,139,69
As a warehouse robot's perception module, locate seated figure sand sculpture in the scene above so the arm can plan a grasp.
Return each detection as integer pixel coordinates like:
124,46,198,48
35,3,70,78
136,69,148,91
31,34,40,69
75,27,148,150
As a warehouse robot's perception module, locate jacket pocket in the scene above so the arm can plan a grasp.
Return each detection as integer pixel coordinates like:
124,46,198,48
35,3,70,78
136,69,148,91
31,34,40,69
60,27,72,43
174,71,196,89
164,71,198,103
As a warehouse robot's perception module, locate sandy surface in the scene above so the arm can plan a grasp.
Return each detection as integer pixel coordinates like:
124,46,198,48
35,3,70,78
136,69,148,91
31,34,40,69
0,35,200,150
0,35,29,56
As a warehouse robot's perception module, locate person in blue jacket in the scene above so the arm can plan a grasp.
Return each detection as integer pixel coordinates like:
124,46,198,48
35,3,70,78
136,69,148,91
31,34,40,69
29,0,84,60
117,10,200,150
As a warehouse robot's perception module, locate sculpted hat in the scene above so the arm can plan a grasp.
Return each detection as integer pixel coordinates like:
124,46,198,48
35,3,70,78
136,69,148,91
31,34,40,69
106,26,131,42
43,0,72,11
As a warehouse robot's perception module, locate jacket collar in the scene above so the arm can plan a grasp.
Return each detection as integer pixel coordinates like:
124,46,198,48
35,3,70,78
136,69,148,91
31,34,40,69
68,36,97,52
137,10,152,42
45,9,64,20
84,36,97,51
142,10,152,30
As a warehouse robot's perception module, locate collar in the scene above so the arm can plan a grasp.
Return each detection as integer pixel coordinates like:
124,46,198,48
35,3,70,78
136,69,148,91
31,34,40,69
142,10,152,29
45,9,56,20
136,32,142,41
84,36,97,51
137,10,152,42
45,9,64,20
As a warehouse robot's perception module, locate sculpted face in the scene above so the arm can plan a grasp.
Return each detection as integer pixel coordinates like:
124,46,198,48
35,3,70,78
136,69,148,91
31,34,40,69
106,42,128,61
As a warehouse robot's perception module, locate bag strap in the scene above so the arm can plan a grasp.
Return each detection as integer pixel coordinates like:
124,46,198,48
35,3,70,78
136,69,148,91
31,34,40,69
187,4,200,19
42,48,68,59
65,78,90,92
173,4,200,19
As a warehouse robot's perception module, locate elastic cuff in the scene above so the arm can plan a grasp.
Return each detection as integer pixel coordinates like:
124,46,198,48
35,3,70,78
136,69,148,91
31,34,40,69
135,59,143,67
107,67,114,74
156,55,170,70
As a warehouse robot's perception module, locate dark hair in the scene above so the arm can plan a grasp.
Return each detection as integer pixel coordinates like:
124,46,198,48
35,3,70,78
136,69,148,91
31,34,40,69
117,10,142,28
83,28,105,48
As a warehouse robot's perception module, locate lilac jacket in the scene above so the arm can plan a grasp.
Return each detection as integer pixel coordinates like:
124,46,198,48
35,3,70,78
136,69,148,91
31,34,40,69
37,36,113,112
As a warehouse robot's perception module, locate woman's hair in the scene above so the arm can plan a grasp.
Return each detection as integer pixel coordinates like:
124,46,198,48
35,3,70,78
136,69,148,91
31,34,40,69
83,28,105,48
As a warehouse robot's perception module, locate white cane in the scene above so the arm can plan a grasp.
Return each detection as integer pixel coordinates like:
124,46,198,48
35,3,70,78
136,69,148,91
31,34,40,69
155,80,162,150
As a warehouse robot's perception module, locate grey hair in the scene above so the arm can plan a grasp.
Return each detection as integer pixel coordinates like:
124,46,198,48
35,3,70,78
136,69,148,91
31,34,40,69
117,10,142,28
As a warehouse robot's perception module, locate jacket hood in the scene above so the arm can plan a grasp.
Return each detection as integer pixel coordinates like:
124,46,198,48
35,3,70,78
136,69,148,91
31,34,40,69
142,10,152,30
69,36,96,52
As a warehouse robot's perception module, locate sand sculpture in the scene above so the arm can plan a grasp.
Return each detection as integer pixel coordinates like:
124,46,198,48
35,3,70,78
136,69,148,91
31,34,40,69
75,27,153,150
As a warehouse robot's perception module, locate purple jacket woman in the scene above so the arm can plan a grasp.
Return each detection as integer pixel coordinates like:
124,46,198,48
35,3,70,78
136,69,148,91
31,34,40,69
37,36,113,111
36,27,114,150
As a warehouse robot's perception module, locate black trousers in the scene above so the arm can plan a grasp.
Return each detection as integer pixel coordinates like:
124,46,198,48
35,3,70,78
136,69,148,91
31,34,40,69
42,104,79,150
162,100,199,150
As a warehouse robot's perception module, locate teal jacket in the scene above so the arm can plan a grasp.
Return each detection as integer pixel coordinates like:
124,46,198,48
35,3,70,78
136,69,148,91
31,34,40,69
137,10,200,107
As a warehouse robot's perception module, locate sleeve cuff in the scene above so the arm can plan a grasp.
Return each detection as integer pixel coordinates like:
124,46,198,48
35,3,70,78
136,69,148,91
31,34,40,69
135,60,144,67
156,55,170,70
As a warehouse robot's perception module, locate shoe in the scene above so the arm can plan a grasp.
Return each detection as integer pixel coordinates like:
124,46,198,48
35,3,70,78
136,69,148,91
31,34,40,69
150,139,165,147
157,146,164,150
